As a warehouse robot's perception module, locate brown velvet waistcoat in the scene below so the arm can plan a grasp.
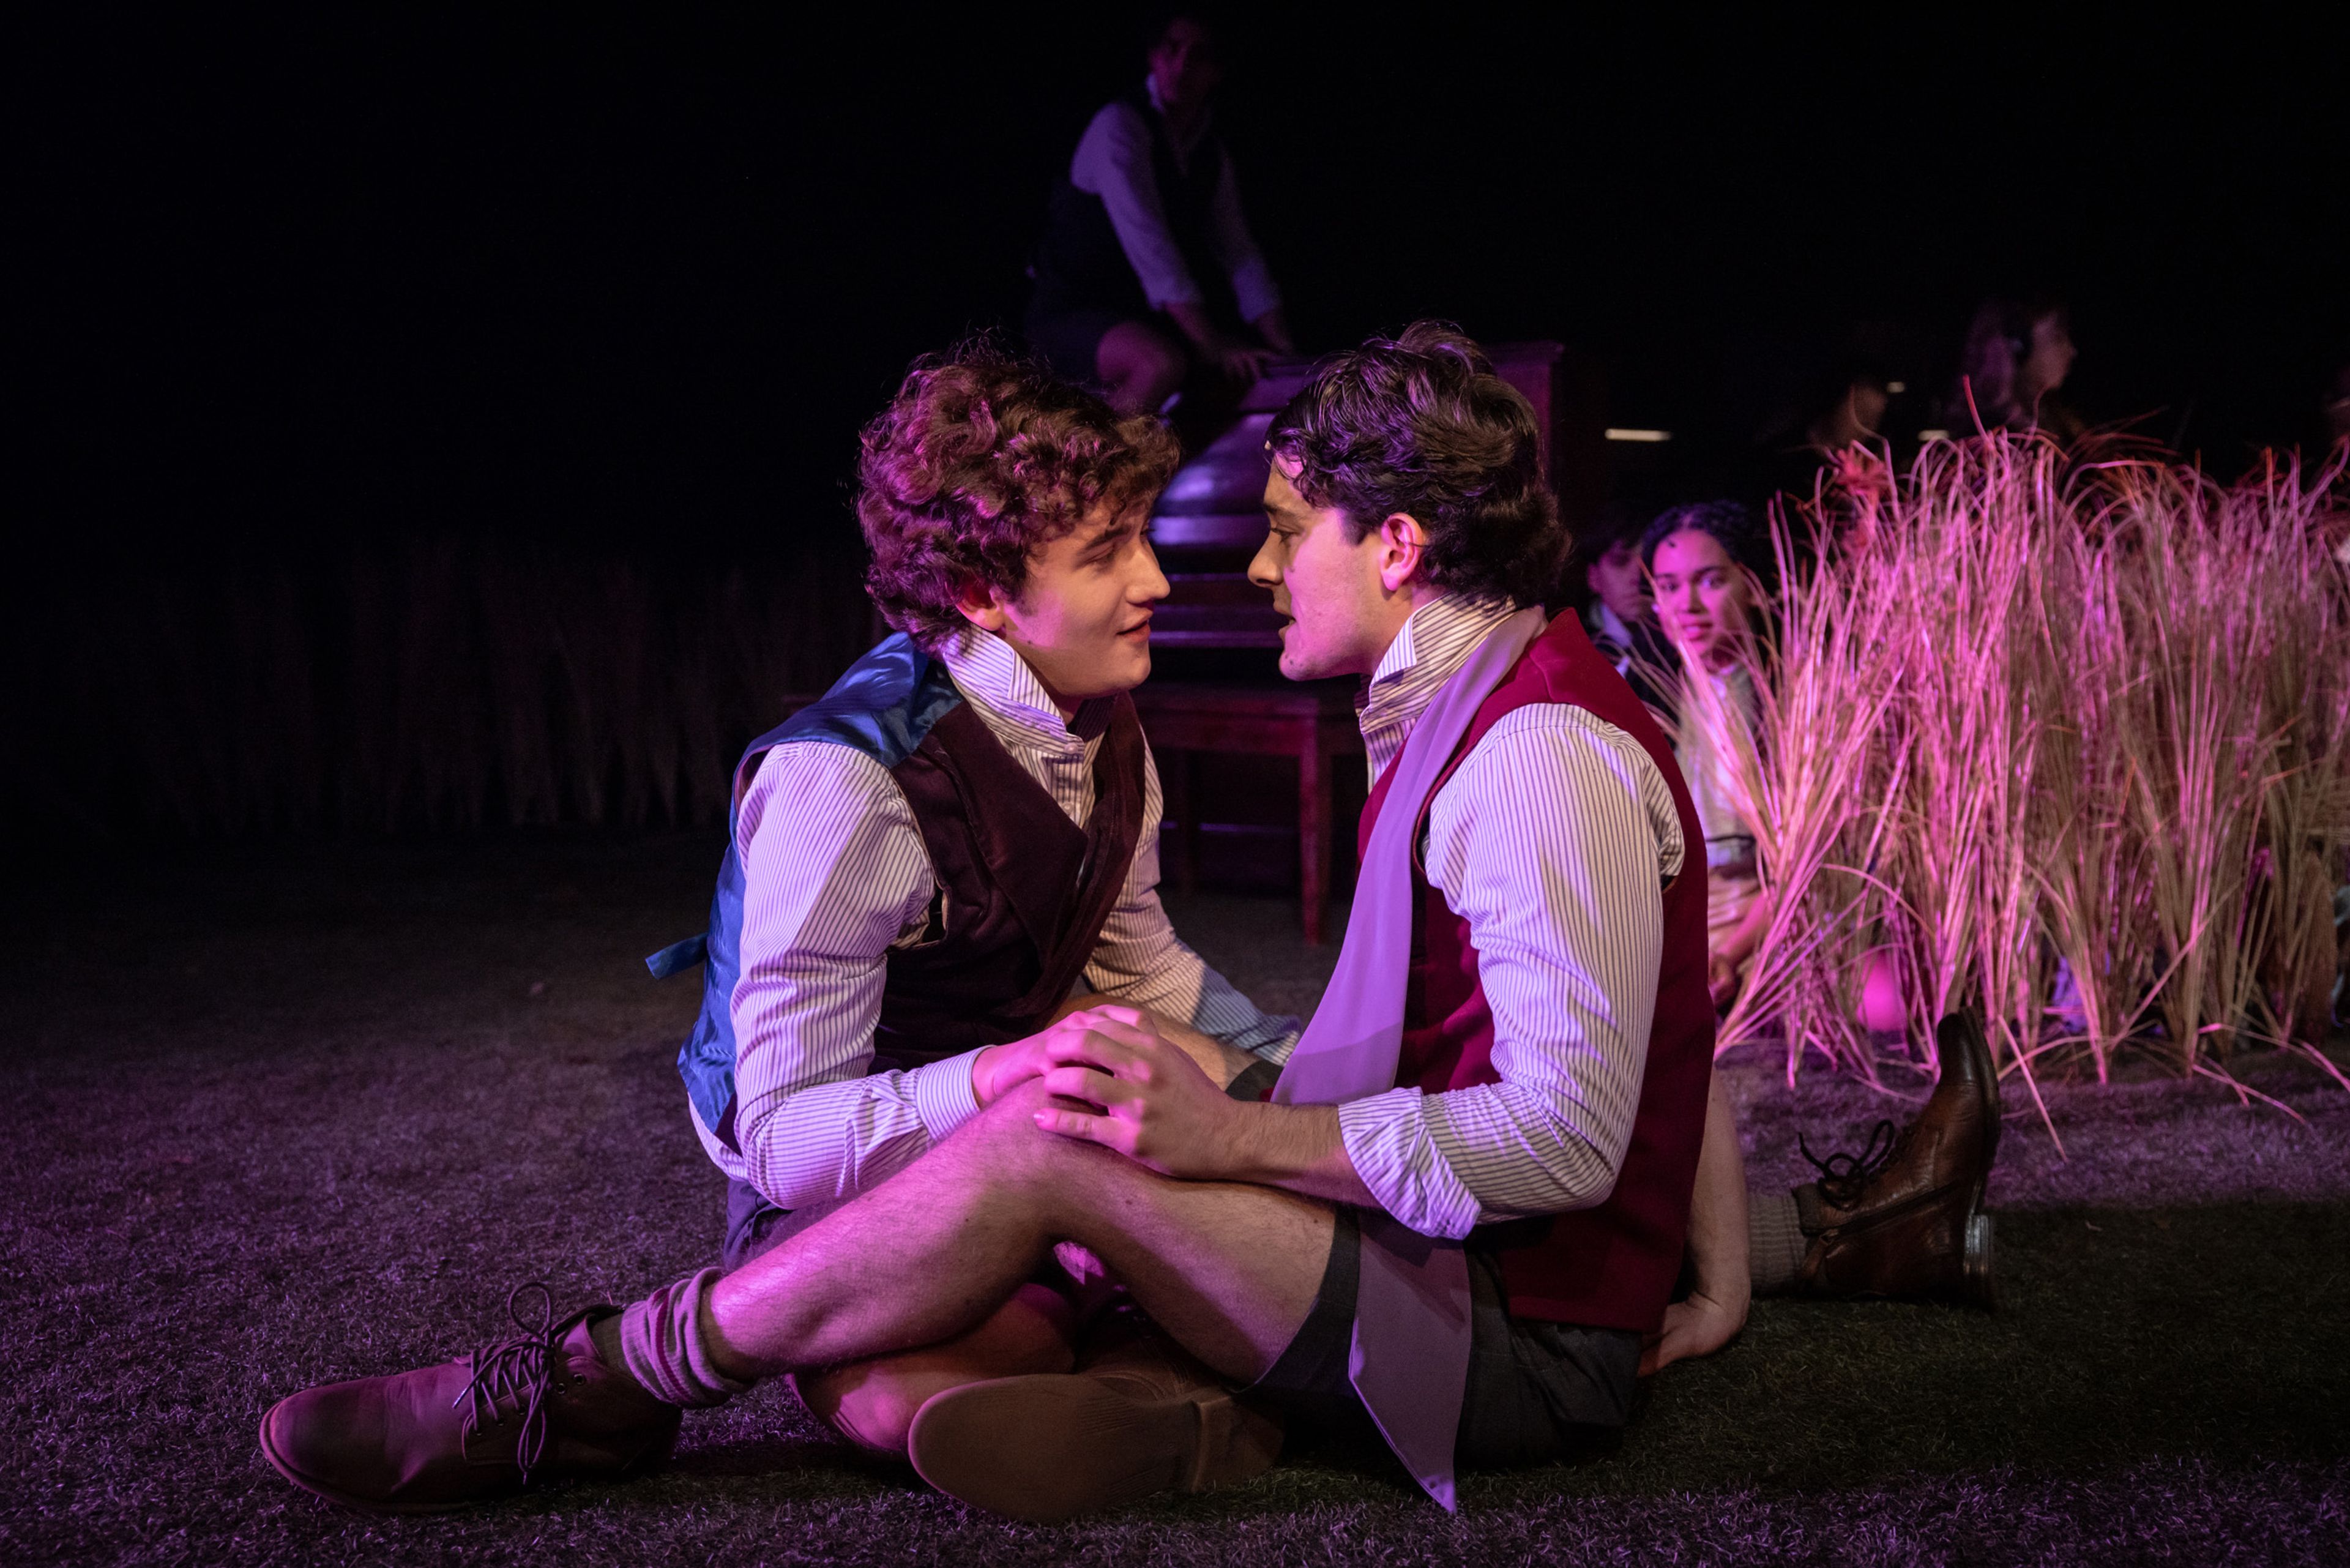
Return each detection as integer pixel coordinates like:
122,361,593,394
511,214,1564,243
867,695,1147,1069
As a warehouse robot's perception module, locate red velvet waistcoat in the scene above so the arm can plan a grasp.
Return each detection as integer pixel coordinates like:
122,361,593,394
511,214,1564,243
1363,612,1715,1333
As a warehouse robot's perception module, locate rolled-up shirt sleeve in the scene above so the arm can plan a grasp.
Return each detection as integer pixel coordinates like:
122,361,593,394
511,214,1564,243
1337,706,1684,1239
1084,742,1299,1060
724,742,985,1211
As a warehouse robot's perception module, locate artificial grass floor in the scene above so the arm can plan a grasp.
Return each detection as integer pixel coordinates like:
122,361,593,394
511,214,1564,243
4,831,2347,1566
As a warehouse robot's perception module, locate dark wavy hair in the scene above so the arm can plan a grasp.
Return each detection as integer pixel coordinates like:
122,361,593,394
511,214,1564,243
1266,321,1566,605
1638,499,1762,570
857,344,1181,649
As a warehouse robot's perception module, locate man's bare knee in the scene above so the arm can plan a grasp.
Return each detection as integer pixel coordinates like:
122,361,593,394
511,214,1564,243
1096,321,1187,416
964,1080,1136,1171
961,1077,1083,1154
942,1080,1176,1238
1141,340,1185,391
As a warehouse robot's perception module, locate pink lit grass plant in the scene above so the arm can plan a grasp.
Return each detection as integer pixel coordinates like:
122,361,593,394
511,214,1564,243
1658,432,2349,1127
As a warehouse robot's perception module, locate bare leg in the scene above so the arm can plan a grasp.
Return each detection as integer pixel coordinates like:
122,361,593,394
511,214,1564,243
794,1282,1076,1456
254,1085,1322,1515
1095,319,1187,416
706,1080,1333,1385
1643,1073,1751,1373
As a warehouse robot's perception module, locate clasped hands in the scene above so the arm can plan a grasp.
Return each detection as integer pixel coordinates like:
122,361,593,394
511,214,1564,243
971,1004,1245,1179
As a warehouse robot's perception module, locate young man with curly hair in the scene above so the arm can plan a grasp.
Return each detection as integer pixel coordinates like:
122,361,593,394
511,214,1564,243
261,346,1300,1510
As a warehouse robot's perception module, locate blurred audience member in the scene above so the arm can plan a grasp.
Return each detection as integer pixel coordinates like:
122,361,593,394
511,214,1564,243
1642,501,1770,1009
1580,503,1671,679
1805,367,1891,459
1941,297,2081,440
1025,12,1294,415
1747,359,1892,535
2322,356,2350,448
2326,354,2350,570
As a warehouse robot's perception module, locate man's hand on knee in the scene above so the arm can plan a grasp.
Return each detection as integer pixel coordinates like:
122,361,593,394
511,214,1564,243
973,1006,1168,1107
1045,996,1258,1090
1030,1027,1244,1179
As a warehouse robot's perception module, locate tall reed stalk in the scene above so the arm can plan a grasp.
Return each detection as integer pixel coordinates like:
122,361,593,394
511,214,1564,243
1666,432,2349,1113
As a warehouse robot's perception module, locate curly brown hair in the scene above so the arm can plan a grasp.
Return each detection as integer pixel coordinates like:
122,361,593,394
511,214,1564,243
1267,322,1565,606
856,345,1181,649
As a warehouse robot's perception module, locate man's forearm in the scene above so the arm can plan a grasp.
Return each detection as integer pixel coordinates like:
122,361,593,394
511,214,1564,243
1218,1102,1381,1208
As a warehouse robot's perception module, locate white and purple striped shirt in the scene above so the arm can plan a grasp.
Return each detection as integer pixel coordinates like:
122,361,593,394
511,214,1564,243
1335,595,1687,1241
693,628,1298,1209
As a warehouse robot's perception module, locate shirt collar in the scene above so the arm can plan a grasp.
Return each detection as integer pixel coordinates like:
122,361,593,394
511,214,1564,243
939,627,1102,750
1356,594,1522,782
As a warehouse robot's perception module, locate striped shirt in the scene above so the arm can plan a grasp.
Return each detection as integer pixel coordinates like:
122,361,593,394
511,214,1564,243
1335,596,1687,1241
692,628,1299,1209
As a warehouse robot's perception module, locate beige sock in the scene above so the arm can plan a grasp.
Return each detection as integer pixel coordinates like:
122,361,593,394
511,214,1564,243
1747,1189,1809,1296
592,1266,753,1409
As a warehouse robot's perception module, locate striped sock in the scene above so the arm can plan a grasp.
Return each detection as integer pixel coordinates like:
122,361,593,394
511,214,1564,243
603,1267,754,1409
1747,1190,1810,1297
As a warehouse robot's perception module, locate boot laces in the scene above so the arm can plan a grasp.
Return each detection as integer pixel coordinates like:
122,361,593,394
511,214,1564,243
1800,1118,1913,1208
453,1282,567,1480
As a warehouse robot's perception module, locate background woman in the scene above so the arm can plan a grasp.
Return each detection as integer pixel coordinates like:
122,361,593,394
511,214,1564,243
1640,501,1771,1009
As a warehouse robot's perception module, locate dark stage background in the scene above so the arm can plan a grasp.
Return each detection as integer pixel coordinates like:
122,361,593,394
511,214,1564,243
10,7,2349,840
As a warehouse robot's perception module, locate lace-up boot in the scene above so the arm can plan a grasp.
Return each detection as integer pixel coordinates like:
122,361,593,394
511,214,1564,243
1796,1012,2001,1306
905,1306,1283,1522
259,1284,683,1514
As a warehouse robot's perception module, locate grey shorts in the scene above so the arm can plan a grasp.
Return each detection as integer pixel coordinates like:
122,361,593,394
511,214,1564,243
723,1178,846,1271
1250,1206,1641,1471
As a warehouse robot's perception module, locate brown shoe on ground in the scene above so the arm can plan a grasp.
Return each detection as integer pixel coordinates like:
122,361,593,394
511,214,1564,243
259,1283,682,1514
905,1313,1282,1523
1795,1011,2001,1307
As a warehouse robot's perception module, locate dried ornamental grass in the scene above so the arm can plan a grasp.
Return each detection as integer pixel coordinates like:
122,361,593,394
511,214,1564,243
1662,432,2349,1127
6,539,869,837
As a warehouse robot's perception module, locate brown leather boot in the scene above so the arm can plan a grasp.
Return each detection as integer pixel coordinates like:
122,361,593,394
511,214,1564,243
259,1283,683,1514
1794,1012,2001,1307
905,1309,1283,1523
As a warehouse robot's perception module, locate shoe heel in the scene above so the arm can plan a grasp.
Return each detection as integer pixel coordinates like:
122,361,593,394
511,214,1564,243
1962,1211,1996,1311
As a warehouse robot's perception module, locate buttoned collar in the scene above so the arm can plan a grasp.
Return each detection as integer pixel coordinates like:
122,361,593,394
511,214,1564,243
1356,594,1521,784
939,627,1107,755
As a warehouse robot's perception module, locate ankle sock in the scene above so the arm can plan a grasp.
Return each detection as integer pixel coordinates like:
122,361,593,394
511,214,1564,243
1747,1189,1810,1297
602,1266,754,1409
